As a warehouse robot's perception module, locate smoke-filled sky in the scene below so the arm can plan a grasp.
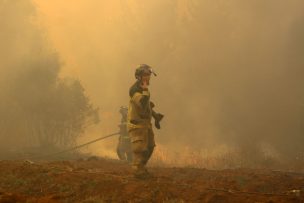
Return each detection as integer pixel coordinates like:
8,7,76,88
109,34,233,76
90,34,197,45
2,0,304,161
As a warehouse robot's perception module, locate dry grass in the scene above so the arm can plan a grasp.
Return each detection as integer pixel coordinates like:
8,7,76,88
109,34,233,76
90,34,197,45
150,145,304,172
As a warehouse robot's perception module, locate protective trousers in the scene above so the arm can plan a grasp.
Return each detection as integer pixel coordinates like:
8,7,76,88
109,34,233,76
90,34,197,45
116,136,133,162
128,127,155,169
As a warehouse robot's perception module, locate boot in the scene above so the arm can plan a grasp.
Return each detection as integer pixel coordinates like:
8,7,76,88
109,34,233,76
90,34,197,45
132,165,152,179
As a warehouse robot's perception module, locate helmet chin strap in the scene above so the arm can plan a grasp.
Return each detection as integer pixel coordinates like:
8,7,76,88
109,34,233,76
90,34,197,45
138,76,150,86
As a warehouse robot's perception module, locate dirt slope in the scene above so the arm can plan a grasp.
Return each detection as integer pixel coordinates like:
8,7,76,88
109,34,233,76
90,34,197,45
0,158,303,203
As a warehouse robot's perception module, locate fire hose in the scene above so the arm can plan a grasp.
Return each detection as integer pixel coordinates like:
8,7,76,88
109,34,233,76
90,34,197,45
21,132,120,160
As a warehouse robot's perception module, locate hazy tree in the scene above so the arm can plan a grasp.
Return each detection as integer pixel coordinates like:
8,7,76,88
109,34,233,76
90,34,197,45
0,0,99,154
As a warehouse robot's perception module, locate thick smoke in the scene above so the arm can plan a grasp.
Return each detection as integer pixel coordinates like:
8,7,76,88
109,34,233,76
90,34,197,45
0,0,97,156
3,0,304,166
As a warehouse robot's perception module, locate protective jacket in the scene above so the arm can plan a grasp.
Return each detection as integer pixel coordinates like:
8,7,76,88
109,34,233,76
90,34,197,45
128,81,153,130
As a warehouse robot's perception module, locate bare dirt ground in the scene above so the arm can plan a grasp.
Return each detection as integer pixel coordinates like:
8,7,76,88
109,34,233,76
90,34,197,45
0,158,303,203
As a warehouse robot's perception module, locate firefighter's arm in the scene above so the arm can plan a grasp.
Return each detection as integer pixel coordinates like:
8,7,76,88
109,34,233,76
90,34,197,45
149,101,164,129
131,91,150,109
150,101,155,108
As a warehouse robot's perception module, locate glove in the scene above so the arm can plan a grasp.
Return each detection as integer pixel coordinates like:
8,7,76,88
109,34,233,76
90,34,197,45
153,113,164,129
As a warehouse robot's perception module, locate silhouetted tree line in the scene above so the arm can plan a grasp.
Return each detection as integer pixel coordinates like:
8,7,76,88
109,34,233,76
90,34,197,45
0,0,99,152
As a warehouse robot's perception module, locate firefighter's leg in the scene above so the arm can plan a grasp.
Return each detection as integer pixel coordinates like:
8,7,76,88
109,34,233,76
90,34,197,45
125,138,133,163
129,128,150,177
143,129,155,165
116,137,126,160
